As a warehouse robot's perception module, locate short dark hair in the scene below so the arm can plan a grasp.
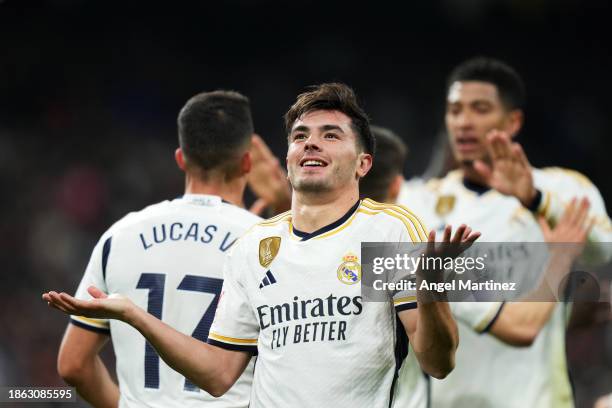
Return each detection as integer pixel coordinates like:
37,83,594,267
447,57,526,111
284,83,375,155
178,90,253,176
360,125,407,202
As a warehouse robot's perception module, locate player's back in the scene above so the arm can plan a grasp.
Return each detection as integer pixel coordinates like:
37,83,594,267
71,194,260,408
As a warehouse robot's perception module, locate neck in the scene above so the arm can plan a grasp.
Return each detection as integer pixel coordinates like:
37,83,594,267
291,186,360,233
184,173,247,207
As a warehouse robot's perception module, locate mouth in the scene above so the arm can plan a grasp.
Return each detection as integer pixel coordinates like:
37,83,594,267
455,134,480,152
299,158,328,168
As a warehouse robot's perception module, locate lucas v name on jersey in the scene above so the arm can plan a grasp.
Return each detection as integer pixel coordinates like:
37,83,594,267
139,221,239,252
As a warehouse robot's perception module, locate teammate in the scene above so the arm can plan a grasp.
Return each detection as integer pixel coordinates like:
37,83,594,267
56,90,262,407
396,57,612,407
44,83,480,408
362,125,596,408
358,125,407,203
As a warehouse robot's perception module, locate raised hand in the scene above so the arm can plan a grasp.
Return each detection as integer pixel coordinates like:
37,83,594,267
536,197,594,300
473,130,537,207
539,197,592,259
426,224,481,261
416,225,480,303
247,134,291,215
42,286,135,322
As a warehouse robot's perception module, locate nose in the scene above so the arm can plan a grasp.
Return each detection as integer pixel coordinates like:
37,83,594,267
455,110,474,129
304,135,322,151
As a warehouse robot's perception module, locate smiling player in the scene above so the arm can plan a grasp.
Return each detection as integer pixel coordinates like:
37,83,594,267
44,83,480,408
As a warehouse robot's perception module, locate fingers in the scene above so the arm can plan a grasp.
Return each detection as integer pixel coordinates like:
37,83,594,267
472,160,493,186
451,224,466,243
538,216,552,238
464,231,481,243
43,292,69,313
584,216,596,238
249,198,268,216
545,197,593,244
462,226,472,241
512,143,531,169
427,230,436,255
45,291,78,314
486,130,502,160
487,130,512,160
250,134,276,162
561,197,579,227
88,285,108,299
573,198,592,242
442,225,452,243
560,197,590,231
574,197,591,228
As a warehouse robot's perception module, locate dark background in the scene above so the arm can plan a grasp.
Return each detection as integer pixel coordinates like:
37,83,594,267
1,0,611,406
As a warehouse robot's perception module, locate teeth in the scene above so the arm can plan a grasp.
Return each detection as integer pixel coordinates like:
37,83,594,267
303,160,323,167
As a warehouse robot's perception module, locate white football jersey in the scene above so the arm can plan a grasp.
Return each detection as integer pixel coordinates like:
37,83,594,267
532,167,612,264
71,194,261,408
208,199,428,408
396,168,612,408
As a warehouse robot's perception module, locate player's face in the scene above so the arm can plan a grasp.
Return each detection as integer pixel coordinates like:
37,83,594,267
287,110,366,193
445,81,515,164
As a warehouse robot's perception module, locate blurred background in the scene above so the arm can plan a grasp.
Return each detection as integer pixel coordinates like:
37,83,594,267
1,0,611,406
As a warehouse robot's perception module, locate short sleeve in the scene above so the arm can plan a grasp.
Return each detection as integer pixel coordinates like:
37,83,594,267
450,302,505,333
70,235,112,334
207,241,259,354
392,226,426,313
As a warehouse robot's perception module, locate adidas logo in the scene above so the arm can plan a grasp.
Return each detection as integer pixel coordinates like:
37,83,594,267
259,270,277,289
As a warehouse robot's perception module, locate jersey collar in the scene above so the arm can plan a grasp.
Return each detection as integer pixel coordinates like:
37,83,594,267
462,178,490,195
177,194,224,207
292,200,361,241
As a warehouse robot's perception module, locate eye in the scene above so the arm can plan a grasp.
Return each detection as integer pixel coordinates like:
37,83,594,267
324,133,339,139
447,104,461,116
472,102,493,114
292,133,307,141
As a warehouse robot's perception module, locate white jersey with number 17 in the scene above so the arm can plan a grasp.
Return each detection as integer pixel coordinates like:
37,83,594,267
71,194,261,408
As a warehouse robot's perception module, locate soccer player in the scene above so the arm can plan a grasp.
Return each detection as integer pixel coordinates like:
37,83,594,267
359,125,409,203
56,91,262,407
44,83,480,408
361,125,595,408
396,57,612,407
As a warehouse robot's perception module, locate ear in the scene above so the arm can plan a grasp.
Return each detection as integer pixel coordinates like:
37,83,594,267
356,153,373,178
506,109,524,139
388,174,404,203
240,150,252,175
175,148,187,171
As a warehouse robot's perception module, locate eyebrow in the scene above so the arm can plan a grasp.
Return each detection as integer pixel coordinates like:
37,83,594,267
447,98,494,105
291,124,345,134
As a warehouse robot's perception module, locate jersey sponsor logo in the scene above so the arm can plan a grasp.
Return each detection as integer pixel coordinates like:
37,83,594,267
259,236,281,268
256,294,363,349
435,195,456,216
337,252,361,285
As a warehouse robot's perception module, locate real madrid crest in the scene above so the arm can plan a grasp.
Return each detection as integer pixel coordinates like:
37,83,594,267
435,195,456,217
259,237,281,268
337,252,361,285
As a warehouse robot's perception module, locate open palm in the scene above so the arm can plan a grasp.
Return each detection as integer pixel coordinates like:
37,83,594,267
474,130,536,207
42,286,134,321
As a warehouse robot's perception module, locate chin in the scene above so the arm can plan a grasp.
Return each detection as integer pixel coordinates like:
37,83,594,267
293,179,333,193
